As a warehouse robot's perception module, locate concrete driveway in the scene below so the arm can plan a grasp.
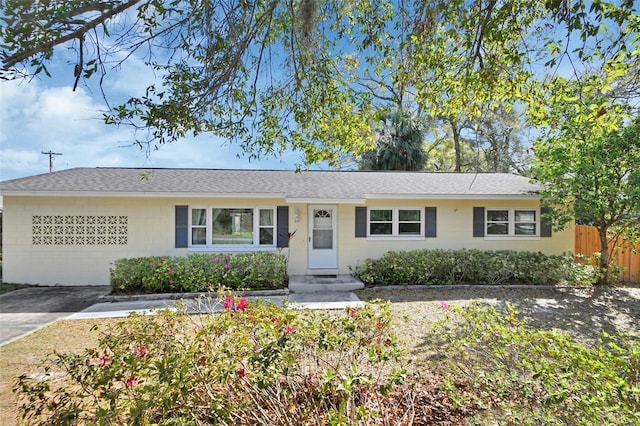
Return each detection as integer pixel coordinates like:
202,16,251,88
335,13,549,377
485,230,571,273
0,286,111,346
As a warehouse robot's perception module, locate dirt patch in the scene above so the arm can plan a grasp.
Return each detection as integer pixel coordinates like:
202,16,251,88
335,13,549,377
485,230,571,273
357,285,640,345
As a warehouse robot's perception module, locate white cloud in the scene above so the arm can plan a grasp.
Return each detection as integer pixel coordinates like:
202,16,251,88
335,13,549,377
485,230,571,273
0,72,304,182
0,79,134,178
0,33,311,183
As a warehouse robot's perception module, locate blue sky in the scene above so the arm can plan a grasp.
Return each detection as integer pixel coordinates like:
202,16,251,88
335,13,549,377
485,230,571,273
0,50,308,182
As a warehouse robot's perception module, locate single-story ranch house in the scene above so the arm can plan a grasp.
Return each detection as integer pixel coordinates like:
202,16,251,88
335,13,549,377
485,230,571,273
0,168,574,286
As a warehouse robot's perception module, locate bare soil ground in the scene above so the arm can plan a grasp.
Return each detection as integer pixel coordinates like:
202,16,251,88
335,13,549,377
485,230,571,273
356,285,640,347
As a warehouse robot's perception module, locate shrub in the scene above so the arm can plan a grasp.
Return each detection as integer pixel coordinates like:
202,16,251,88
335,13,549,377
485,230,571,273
14,294,407,425
110,252,287,294
351,249,598,286
429,302,640,425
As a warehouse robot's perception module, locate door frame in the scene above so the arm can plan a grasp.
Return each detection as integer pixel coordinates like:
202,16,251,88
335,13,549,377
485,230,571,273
308,205,338,269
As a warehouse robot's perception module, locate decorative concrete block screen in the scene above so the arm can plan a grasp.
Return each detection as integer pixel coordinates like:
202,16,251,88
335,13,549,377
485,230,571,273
32,215,128,245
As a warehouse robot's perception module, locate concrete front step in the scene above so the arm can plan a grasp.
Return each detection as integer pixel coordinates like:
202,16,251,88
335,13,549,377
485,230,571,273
288,274,364,293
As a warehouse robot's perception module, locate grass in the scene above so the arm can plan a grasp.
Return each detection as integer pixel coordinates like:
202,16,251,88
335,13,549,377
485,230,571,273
0,319,125,426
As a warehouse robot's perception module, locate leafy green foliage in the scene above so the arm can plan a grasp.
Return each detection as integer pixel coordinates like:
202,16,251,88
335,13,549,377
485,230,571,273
110,252,287,293
359,109,427,171
2,1,637,166
430,302,640,424
14,295,406,425
351,249,598,286
532,107,640,283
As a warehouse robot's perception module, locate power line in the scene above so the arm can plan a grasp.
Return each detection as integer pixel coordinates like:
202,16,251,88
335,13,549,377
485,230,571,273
42,150,63,173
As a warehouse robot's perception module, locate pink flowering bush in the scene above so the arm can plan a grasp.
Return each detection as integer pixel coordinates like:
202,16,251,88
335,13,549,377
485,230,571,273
15,292,405,425
110,252,287,293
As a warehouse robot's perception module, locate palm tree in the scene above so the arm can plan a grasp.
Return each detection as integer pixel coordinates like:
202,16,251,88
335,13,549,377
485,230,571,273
360,109,427,171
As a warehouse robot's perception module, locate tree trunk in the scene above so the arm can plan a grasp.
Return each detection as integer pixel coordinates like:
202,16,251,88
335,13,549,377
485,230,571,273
451,120,462,172
597,226,610,285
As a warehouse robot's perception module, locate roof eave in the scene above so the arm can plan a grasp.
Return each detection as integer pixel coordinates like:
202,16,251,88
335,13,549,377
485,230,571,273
285,197,367,204
0,191,288,199
1,191,540,201
363,193,540,200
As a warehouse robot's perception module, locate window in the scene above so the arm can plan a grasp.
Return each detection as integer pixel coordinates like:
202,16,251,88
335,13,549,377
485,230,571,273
486,208,537,237
486,210,509,235
370,209,392,235
514,210,537,235
258,209,275,245
369,208,422,237
191,209,207,245
398,209,421,235
212,208,253,245
312,209,333,249
189,207,276,247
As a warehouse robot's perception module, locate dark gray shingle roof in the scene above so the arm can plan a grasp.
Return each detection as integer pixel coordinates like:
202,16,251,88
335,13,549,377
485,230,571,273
0,168,541,199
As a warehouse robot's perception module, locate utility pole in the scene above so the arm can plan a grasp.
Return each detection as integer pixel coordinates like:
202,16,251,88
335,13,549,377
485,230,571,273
42,150,63,173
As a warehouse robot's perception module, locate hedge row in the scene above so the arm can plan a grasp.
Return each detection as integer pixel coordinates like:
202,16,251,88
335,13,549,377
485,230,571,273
352,249,599,286
110,252,287,294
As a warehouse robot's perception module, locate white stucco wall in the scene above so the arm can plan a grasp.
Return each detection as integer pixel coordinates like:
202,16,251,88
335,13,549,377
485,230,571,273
2,196,574,286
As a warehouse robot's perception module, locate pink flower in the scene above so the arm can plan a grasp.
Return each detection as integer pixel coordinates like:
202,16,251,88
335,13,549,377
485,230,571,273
349,308,357,317
236,298,248,311
99,355,110,368
125,377,138,388
223,296,234,309
236,368,246,378
224,263,230,270
167,268,174,274
133,346,148,358
440,249,446,254
285,325,295,334
376,319,385,329
439,301,449,310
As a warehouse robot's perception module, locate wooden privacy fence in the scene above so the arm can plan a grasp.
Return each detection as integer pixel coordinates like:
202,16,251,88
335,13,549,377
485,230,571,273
574,225,640,283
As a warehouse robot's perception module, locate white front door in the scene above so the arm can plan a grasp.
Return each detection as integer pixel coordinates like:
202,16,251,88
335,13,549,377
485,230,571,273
308,205,338,269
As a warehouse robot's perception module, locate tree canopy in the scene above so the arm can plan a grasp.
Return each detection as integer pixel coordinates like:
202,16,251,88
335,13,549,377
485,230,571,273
532,104,640,283
359,109,427,170
1,1,638,165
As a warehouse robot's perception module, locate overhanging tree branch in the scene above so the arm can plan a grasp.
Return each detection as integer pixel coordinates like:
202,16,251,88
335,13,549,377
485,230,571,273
2,0,142,71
